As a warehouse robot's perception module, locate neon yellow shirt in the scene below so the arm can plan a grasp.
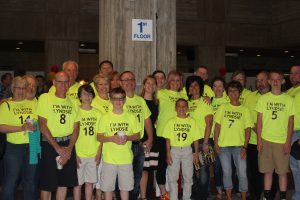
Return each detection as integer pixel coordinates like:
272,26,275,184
239,88,252,105
294,92,300,131
244,91,262,145
157,89,188,137
255,92,295,143
0,99,37,144
214,103,253,147
287,85,300,131
75,107,102,158
163,116,200,147
91,95,112,114
211,95,230,138
49,82,81,100
36,93,80,137
287,85,300,97
203,85,214,98
188,98,213,139
123,95,151,138
99,111,141,164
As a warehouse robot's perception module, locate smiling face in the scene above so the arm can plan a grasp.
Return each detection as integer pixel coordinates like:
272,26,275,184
99,63,113,76
119,72,136,93
153,72,166,89
290,66,300,86
63,62,78,85
53,72,69,98
80,89,93,104
213,80,224,98
194,67,208,81
176,99,188,118
188,81,200,98
95,77,110,95
227,87,240,103
143,77,157,95
12,77,27,101
168,74,181,91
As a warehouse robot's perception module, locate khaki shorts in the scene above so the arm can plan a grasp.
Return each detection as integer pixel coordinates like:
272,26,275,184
100,162,134,192
77,157,97,185
258,139,289,175
95,159,103,189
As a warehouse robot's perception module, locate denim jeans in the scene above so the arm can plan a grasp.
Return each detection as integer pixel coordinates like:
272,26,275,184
219,146,248,192
129,142,145,200
211,140,223,191
290,130,300,200
1,142,38,200
192,142,210,200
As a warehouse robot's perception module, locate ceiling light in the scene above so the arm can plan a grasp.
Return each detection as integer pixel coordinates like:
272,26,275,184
80,43,85,47
290,55,294,58
177,51,181,55
239,49,244,52
16,47,21,50
17,41,24,45
284,50,289,53
257,54,261,57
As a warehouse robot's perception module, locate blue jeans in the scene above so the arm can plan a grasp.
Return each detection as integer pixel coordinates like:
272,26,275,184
290,130,300,200
192,142,210,200
1,142,38,200
129,142,145,200
219,146,248,192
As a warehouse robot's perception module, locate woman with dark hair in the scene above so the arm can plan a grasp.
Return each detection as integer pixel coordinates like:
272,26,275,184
214,81,252,200
139,75,159,200
185,75,213,200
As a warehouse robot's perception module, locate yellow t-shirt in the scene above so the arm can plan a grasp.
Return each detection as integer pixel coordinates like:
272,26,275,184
239,88,252,105
49,82,81,100
91,95,112,114
0,99,37,144
256,92,295,143
214,103,253,147
244,91,261,145
36,93,80,137
211,95,230,138
99,111,141,164
188,98,213,139
123,95,151,139
294,92,300,131
157,89,188,137
203,84,214,98
75,107,102,158
287,85,300,97
286,86,300,131
163,116,200,147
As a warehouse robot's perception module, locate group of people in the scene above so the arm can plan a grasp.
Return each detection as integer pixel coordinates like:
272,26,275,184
0,60,299,200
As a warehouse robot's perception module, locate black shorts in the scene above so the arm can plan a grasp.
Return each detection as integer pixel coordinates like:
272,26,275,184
39,141,78,192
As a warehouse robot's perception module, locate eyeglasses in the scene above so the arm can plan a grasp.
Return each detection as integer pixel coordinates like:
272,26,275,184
120,78,135,82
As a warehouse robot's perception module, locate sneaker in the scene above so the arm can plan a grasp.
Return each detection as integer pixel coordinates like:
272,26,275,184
160,193,170,200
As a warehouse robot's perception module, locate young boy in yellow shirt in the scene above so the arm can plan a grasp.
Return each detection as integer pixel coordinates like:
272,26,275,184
164,98,200,200
97,87,140,200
